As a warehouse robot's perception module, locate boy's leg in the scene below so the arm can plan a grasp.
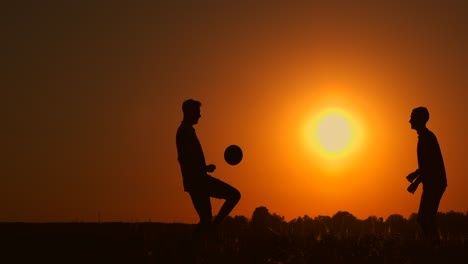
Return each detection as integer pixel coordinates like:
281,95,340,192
189,191,213,240
418,187,445,239
206,176,241,226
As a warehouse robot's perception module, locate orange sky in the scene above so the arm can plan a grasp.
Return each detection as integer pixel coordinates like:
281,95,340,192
3,2,468,223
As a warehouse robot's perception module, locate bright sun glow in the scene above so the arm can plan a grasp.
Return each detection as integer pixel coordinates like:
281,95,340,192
303,107,362,162
317,114,351,153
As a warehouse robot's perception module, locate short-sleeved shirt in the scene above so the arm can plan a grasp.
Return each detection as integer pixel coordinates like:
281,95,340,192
176,121,208,192
417,128,447,190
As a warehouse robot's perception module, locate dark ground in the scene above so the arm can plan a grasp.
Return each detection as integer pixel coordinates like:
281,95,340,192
1,222,467,264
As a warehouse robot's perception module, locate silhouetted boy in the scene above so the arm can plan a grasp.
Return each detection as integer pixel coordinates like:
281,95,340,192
176,99,241,240
406,107,447,240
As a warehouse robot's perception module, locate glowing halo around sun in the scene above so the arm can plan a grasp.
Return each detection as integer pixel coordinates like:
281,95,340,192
303,107,363,162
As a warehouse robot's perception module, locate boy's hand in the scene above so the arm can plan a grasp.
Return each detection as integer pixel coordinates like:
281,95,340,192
407,182,419,194
406,171,419,183
206,164,216,173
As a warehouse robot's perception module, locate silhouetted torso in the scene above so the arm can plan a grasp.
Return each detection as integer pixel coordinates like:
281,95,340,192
176,120,208,192
417,128,447,189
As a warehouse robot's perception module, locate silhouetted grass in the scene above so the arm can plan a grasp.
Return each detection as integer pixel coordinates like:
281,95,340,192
2,211,467,263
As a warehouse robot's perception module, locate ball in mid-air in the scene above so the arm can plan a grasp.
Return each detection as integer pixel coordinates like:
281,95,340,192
224,145,243,165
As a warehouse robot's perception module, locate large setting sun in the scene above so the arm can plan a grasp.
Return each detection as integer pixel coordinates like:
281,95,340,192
316,113,351,153
303,106,363,163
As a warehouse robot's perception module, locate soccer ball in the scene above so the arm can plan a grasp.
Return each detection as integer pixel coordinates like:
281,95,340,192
224,145,243,165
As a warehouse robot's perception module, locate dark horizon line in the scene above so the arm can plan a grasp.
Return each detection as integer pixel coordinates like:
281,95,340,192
2,209,466,224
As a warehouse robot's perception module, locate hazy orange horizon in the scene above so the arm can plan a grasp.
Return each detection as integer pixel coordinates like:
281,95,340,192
3,2,467,223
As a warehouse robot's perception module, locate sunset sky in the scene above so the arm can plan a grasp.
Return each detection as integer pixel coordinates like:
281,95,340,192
3,1,467,223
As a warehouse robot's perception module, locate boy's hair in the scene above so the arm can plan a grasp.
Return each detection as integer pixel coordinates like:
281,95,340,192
182,99,201,114
412,107,429,124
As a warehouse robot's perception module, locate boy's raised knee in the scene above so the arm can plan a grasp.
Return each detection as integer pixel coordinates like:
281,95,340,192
232,189,241,203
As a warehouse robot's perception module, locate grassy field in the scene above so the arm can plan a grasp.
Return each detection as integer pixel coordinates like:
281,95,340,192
2,211,468,263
